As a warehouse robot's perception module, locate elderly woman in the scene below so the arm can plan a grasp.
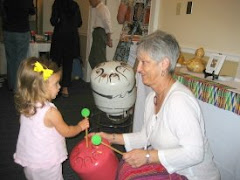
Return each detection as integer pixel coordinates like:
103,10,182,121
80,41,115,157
97,30,220,180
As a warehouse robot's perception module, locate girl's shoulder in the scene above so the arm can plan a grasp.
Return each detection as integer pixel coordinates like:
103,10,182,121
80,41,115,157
44,102,61,127
44,101,56,108
36,102,57,115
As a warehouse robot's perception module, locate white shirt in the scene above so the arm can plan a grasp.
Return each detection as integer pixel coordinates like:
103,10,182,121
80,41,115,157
14,102,67,169
123,81,220,180
92,2,112,34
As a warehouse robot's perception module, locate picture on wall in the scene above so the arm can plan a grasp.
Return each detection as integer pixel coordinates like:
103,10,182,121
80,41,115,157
205,54,226,75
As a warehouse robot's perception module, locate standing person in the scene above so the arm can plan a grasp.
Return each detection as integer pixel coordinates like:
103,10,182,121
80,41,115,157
116,0,152,132
50,0,82,97
88,0,113,69
1,0,35,91
14,57,89,179
115,0,151,67
94,30,220,180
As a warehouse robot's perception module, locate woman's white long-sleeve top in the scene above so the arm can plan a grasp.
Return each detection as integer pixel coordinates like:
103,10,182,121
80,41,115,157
123,81,220,180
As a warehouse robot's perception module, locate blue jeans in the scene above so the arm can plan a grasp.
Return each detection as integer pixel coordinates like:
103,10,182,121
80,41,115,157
3,31,30,90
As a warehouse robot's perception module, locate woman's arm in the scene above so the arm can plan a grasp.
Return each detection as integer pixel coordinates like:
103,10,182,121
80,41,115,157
50,1,59,26
97,132,125,145
117,2,128,24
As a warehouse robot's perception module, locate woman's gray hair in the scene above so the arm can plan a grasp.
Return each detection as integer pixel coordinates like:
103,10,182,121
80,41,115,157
136,30,180,73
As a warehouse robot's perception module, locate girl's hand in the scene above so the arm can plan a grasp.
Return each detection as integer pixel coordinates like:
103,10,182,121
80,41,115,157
78,118,89,131
123,149,148,168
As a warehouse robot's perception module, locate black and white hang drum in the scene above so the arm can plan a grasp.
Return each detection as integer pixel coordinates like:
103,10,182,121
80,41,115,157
90,61,136,119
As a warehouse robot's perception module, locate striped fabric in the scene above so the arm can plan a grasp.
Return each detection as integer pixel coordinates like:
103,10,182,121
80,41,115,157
116,160,188,180
174,72,240,115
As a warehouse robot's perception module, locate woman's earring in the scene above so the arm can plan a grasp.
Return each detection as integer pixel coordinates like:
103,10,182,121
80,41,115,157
161,70,166,77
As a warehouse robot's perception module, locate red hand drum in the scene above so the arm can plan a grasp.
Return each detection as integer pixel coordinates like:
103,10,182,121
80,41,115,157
70,137,119,180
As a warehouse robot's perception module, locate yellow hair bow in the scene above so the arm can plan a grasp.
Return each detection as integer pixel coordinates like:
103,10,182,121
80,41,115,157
33,61,53,81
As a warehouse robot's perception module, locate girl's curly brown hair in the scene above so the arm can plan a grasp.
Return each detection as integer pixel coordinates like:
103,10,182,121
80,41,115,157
14,57,61,117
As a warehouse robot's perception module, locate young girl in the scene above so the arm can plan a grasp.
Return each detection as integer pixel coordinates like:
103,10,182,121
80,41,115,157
13,57,89,180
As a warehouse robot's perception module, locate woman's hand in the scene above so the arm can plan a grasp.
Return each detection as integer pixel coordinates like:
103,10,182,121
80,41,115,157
107,39,113,47
88,132,112,142
123,149,148,168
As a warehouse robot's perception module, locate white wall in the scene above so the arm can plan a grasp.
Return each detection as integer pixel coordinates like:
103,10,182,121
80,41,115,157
77,0,90,36
158,0,240,57
42,0,54,33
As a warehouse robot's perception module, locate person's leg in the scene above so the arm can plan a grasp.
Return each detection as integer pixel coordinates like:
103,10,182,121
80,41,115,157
14,32,30,90
3,31,29,91
116,160,188,180
24,164,63,180
88,28,107,69
3,31,16,90
61,53,73,96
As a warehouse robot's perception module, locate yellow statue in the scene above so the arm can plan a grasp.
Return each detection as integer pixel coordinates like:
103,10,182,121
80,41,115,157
186,47,206,73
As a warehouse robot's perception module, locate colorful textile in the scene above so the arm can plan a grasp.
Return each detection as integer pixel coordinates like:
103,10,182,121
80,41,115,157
174,72,240,115
116,160,188,180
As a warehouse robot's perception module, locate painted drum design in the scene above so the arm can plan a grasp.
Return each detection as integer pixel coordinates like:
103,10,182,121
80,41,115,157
90,61,136,116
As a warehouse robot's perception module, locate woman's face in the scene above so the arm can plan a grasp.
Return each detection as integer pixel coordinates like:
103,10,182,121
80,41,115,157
46,72,61,100
136,51,160,86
